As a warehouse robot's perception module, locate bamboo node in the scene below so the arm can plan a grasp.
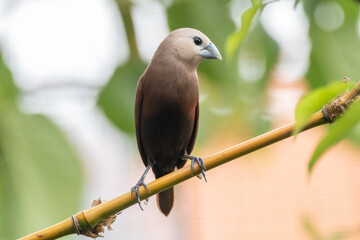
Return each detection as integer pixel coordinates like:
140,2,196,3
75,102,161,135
322,98,345,124
71,215,82,235
322,79,360,123
83,197,121,238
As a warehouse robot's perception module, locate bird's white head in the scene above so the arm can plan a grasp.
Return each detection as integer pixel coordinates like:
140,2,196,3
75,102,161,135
153,28,222,68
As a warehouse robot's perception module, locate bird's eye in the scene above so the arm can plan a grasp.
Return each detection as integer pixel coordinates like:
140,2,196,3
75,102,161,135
193,36,202,46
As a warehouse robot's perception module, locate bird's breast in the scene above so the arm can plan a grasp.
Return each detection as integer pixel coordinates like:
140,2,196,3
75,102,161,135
138,65,199,171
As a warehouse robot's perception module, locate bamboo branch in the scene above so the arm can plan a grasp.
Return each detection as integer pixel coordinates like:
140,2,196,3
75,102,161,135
19,81,360,240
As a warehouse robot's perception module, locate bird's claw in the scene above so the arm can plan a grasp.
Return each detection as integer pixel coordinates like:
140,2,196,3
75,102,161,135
131,180,151,211
183,155,207,182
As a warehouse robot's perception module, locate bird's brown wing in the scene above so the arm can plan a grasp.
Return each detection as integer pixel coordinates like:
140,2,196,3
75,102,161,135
177,101,199,170
134,79,148,167
186,101,199,155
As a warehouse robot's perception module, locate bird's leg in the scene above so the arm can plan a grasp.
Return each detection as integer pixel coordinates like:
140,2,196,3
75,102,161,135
131,165,151,210
182,154,207,182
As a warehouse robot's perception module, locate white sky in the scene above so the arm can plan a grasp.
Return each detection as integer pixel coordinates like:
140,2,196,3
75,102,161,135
0,0,127,90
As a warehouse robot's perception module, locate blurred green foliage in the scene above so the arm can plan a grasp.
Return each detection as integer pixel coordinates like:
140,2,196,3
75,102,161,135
98,58,147,134
308,100,360,173
226,0,262,59
0,55,83,239
302,216,355,240
0,56,17,104
303,0,360,88
296,0,360,174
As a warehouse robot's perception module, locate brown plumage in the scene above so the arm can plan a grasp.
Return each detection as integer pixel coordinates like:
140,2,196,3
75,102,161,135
132,28,222,216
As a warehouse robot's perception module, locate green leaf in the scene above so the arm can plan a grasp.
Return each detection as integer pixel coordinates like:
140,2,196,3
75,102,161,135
0,108,83,238
302,216,353,240
225,0,262,60
308,100,360,174
302,216,323,240
294,81,352,135
326,232,350,240
348,122,360,144
98,58,146,134
0,54,18,104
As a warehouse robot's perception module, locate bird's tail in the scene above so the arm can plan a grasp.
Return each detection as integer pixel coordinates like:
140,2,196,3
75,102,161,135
156,187,174,216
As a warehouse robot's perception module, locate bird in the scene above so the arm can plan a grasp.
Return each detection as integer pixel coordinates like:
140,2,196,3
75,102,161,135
132,28,222,216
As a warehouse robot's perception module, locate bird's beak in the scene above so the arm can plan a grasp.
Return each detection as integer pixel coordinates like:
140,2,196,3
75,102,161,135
199,43,222,60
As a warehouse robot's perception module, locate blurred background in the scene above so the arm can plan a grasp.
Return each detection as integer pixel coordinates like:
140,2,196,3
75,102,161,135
0,0,360,239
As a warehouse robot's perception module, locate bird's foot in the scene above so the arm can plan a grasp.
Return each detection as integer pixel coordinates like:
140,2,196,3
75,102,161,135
182,154,207,182
131,178,151,211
